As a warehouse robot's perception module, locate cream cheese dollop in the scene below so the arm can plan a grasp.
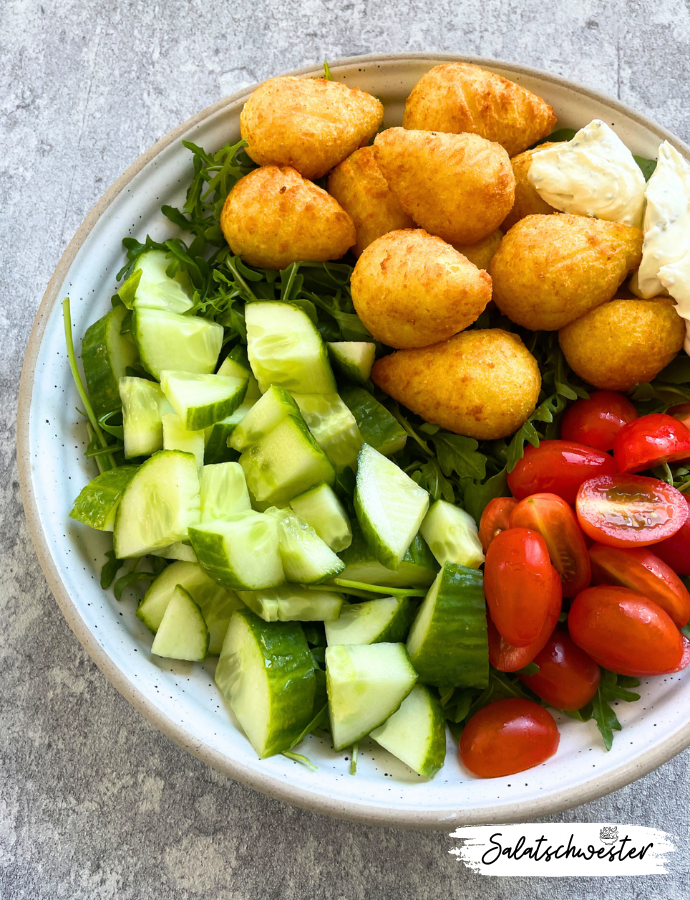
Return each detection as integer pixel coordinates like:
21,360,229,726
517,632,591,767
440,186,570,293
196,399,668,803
658,255,690,355
527,120,646,227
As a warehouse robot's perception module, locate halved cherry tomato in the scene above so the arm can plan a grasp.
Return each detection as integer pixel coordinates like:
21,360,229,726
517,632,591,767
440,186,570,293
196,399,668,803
460,698,560,778
613,413,690,473
484,528,553,646
561,391,638,452
654,493,690,575
589,542,690,627
669,402,690,431
488,566,562,672
478,497,518,552
576,474,689,548
519,630,601,710
510,493,591,596
507,440,617,505
568,586,684,676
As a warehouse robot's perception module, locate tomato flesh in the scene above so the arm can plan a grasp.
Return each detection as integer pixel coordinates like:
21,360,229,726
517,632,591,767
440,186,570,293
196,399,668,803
653,493,690,575
576,474,689,548
568,585,684,677
613,413,690,474
507,440,617,505
510,492,591,597
460,698,560,778
519,630,601,710
478,497,518,553
561,391,638,452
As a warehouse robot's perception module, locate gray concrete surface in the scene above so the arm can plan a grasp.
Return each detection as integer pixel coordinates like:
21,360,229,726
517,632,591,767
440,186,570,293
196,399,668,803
3,1,690,897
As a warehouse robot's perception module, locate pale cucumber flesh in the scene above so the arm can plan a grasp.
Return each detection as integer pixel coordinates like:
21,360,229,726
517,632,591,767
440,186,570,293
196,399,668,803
150,586,209,661
264,506,344,584
199,462,251,520
237,586,343,622
324,596,413,646
289,483,352,552
120,376,167,458
370,684,447,778
420,500,485,569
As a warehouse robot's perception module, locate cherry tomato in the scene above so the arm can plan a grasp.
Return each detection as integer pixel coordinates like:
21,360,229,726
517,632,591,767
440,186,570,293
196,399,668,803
576,474,689,548
669,402,690,431
510,493,591,597
478,497,518,552
568,586,684,677
519,630,601,710
488,566,563,672
507,440,617,505
460,698,560,778
613,413,690,474
664,635,690,673
561,391,638,452
654,493,690,575
484,528,553,646
589,542,690,627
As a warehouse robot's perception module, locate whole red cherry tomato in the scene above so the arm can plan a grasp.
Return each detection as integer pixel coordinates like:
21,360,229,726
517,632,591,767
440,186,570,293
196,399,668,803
568,586,684,676
478,497,518,552
654,493,690,575
519,630,601,710
589,542,690,627
510,493,591,596
665,635,690,673
561,391,638,452
460,698,560,778
488,566,562,672
507,441,617,505
669,402,690,431
613,413,690,474
576,474,689,548
484,528,553,646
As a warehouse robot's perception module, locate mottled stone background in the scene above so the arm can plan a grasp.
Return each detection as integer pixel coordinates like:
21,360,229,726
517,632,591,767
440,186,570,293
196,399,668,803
3,1,690,897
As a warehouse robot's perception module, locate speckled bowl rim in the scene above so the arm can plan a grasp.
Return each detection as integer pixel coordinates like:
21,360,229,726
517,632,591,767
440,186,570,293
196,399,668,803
17,53,690,829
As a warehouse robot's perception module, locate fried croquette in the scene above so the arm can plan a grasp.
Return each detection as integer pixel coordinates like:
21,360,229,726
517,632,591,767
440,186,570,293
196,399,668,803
452,230,503,271
501,143,558,231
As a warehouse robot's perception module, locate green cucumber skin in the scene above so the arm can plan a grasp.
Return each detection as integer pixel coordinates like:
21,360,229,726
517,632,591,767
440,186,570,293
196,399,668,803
370,685,447,778
338,525,438,588
69,466,138,531
185,379,248,432
414,688,447,778
353,488,397,570
408,564,489,689
81,305,138,417
377,597,415,643
340,386,407,458
187,525,284,591
204,422,241,465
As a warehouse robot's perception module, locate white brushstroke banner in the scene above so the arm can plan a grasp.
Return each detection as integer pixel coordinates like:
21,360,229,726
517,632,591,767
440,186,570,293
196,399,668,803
449,824,675,876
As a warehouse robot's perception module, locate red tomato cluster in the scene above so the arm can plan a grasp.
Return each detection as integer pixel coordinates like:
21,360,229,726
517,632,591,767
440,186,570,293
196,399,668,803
460,391,690,780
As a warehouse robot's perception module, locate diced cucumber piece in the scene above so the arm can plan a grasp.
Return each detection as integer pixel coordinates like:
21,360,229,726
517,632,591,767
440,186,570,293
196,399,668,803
216,609,315,758
162,414,204,468
326,643,417,751
240,415,335,507
354,443,430,570
70,466,138,531
133,308,223,380
150,541,198,562
327,341,376,386
246,301,336,394
338,525,439,588
217,355,258,392
119,376,168,458
370,685,447,778
264,507,345,584
119,250,193,314
407,564,488,688
150,586,209,661
200,462,250,520
160,370,248,432
203,396,258,466
237,586,343,622
325,596,413,646
113,450,201,558
420,500,485,569
229,386,301,453
188,511,285,590
291,392,363,473
81,304,138,417
340,386,407,457
289,483,352,552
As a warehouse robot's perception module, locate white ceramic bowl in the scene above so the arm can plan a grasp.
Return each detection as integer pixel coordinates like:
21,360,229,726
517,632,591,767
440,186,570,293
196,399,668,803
18,54,690,829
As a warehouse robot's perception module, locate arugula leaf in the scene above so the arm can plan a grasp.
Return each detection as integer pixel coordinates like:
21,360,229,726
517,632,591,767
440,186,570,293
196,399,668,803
100,550,124,589
463,468,509,524
532,127,577,147
634,155,657,181
432,433,486,481
516,662,540,676
581,669,641,751
408,459,455,502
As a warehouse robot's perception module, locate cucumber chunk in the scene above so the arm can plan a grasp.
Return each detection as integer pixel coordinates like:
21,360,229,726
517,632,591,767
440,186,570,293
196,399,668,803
420,500,485,569
160,370,248,432
237,585,343,622
199,462,251,520
264,507,345,584
216,609,315,758
246,301,336,394
338,525,438,588
407,563,488,688
119,376,169,458
289,483,352,552
133,308,223,380
354,443,430,570
291,392,363,473
203,394,258,465
188,511,285,590
113,450,201,558
370,685,447,778
119,249,193,314
229,385,301,453
340,386,407,457
150,541,198,562
327,341,376,385
325,596,413,646
150,586,209,661
162,414,205,468
70,466,138,532
81,304,138,417
217,355,259,392
240,415,335,507
325,643,417,751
